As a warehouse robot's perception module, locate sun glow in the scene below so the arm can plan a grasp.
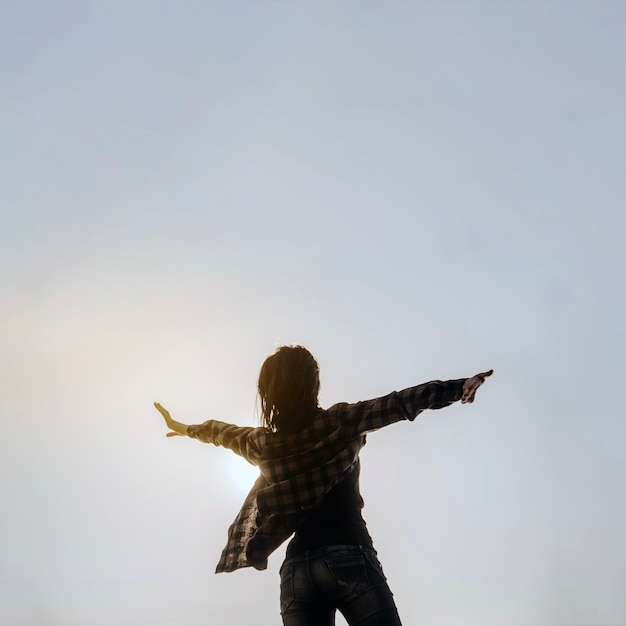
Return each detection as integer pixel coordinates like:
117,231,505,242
226,453,260,496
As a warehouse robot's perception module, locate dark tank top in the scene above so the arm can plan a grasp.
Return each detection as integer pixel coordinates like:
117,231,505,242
285,460,374,559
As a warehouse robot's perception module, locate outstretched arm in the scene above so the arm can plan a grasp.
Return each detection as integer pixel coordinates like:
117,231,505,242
340,369,494,435
153,403,261,463
154,402,189,437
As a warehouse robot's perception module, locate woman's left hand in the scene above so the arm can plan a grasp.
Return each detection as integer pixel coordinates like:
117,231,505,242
461,369,493,404
154,402,189,436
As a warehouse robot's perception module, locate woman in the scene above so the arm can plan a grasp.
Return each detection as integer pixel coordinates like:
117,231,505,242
155,345,492,625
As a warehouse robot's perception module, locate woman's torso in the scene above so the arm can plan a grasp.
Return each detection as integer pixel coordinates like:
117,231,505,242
285,460,374,559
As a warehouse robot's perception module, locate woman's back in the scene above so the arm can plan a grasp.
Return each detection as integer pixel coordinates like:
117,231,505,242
285,460,373,559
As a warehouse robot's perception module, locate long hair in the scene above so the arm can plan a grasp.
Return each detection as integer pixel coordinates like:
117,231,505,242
258,345,320,435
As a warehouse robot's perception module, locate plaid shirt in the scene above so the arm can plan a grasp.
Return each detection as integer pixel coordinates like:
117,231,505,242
187,378,466,573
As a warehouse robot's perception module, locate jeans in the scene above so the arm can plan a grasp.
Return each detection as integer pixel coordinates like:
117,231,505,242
279,545,403,626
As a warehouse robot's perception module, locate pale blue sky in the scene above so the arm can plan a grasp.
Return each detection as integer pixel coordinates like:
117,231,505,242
1,2,625,625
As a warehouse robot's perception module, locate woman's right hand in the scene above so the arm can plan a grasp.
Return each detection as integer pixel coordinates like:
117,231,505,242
154,402,189,436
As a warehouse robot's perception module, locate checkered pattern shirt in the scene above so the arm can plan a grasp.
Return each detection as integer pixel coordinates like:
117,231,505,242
187,378,466,573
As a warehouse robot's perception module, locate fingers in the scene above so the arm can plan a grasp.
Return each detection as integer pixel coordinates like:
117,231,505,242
461,389,476,404
155,403,184,437
461,381,478,403
461,369,493,404
154,402,170,418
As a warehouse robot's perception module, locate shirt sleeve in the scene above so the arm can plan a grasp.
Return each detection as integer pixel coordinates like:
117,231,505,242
339,379,466,436
186,420,262,465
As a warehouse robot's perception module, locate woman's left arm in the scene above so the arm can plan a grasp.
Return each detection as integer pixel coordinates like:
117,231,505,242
341,369,493,435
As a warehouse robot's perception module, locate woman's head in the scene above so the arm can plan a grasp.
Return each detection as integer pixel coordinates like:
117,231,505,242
258,345,320,434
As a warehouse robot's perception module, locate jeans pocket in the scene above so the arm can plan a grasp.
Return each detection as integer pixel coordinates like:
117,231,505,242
325,553,370,595
364,550,388,583
279,564,295,614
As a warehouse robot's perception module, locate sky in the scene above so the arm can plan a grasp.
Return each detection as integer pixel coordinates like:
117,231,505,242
1,1,625,625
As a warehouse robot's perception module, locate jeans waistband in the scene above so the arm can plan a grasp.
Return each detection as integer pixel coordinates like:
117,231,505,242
281,544,375,568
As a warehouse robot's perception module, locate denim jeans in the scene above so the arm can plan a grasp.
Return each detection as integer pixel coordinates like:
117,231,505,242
279,545,403,626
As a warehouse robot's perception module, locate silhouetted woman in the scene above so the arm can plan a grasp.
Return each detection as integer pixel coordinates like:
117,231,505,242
155,345,492,625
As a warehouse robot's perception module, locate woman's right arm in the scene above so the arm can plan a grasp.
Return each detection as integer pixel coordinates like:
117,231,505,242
154,402,261,463
186,419,259,462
